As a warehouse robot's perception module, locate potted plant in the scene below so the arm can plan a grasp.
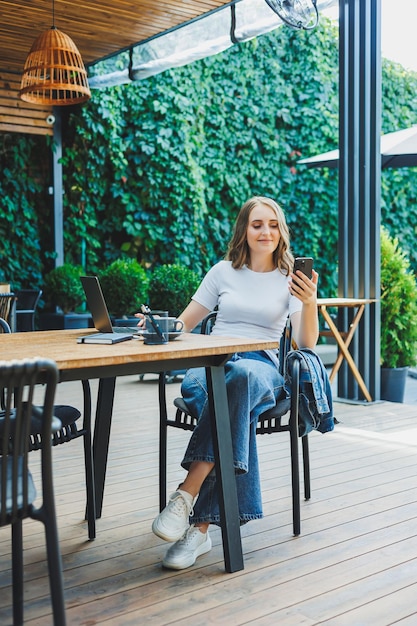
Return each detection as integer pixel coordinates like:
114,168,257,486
148,264,201,318
99,258,149,319
40,263,90,329
380,227,417,402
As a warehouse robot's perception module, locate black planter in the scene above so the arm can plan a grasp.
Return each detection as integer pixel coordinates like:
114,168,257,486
380,366,409,403
39,312,92,330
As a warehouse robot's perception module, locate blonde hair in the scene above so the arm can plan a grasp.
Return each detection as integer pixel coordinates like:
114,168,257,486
225,196,294,274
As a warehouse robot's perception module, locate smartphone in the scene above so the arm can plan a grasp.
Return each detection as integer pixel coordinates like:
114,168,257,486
293,257,314,279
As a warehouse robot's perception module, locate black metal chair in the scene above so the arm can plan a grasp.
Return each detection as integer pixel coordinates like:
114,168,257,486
158,312,310,536
0,357,66,626
28,379,96,540
0,317,96,539
15,288,42,332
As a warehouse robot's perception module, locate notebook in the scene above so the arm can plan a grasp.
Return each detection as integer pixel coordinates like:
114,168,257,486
80,275,142,339
77,333,132,344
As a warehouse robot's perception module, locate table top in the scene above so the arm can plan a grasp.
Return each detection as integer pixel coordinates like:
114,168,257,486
1,329,279,381
317,297,376,307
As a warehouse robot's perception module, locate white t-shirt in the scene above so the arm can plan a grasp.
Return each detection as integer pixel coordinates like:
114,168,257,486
192,260,302,342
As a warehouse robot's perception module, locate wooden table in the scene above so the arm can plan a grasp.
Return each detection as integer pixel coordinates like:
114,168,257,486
317,298,376,402
2,329,278,572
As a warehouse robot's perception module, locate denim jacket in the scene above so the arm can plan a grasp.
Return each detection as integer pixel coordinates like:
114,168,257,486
285,348,334,437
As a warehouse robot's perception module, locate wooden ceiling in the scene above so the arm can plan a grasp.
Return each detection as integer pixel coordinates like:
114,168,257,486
1,1,235,75
0,1,235,135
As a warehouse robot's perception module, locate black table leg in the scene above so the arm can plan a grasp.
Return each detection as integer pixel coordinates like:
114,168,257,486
206,365,244,573
92,377,116,518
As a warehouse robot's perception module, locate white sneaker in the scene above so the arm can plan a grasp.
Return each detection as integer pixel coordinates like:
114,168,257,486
162,525,212,570
152,489,194,542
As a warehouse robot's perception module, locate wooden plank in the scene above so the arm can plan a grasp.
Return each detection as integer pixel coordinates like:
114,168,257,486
0,114,52,126
0,105,52,120
0,70,53,135
0,122,53,135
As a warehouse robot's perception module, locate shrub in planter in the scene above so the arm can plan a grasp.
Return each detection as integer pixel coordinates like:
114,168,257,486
100,258,149,318
380,227,417,369
43,264,85,314
148,264,201,317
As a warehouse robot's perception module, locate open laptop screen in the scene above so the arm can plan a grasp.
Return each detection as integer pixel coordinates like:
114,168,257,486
80,276,140,335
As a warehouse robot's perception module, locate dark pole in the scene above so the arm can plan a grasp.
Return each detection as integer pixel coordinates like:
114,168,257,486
52,107,64,268
338,0,381,401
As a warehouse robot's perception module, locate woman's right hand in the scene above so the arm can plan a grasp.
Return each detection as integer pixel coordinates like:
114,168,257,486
289,269,318,305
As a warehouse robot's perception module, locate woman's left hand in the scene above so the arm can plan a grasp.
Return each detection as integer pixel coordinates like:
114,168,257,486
134,312,146,328
289,269,318,305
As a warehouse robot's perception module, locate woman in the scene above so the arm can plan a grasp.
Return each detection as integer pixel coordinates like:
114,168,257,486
152,196,319,570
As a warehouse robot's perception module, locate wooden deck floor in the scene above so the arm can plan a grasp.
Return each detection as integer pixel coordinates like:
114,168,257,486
1,373,416,625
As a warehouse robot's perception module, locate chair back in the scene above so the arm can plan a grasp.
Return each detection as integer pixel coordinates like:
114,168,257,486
0,358,59,525
0,293,17,332
15,289,42,331
15,288,42,311
278,318,293,376
200,311,292,376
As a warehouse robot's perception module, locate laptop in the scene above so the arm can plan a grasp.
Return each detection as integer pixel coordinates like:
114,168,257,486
80,275,143,337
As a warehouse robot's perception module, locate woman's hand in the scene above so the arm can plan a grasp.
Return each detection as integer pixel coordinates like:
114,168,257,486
289,269,318,305
134,312,146,328
289,269,319,349
134,300,210,333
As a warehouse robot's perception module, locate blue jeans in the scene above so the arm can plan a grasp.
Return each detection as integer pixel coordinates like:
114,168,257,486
180,351,285,526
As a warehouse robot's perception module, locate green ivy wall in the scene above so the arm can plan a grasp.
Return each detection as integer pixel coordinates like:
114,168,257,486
1,18,417,297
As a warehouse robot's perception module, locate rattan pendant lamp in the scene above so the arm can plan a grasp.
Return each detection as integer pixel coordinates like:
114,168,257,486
20,0,90,105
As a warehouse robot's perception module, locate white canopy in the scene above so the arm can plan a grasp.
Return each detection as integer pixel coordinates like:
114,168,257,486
298,125,417,169
89,0,337,88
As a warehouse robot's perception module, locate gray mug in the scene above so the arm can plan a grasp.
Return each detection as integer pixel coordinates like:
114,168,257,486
164,317,184,333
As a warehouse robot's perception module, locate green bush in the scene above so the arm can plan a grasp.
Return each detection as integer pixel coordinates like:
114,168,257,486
100,258,149,317
380,228,417,368
43,264,85,314
148,264,201,316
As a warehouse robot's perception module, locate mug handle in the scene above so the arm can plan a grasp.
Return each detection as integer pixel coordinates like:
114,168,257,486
175,319,184,332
